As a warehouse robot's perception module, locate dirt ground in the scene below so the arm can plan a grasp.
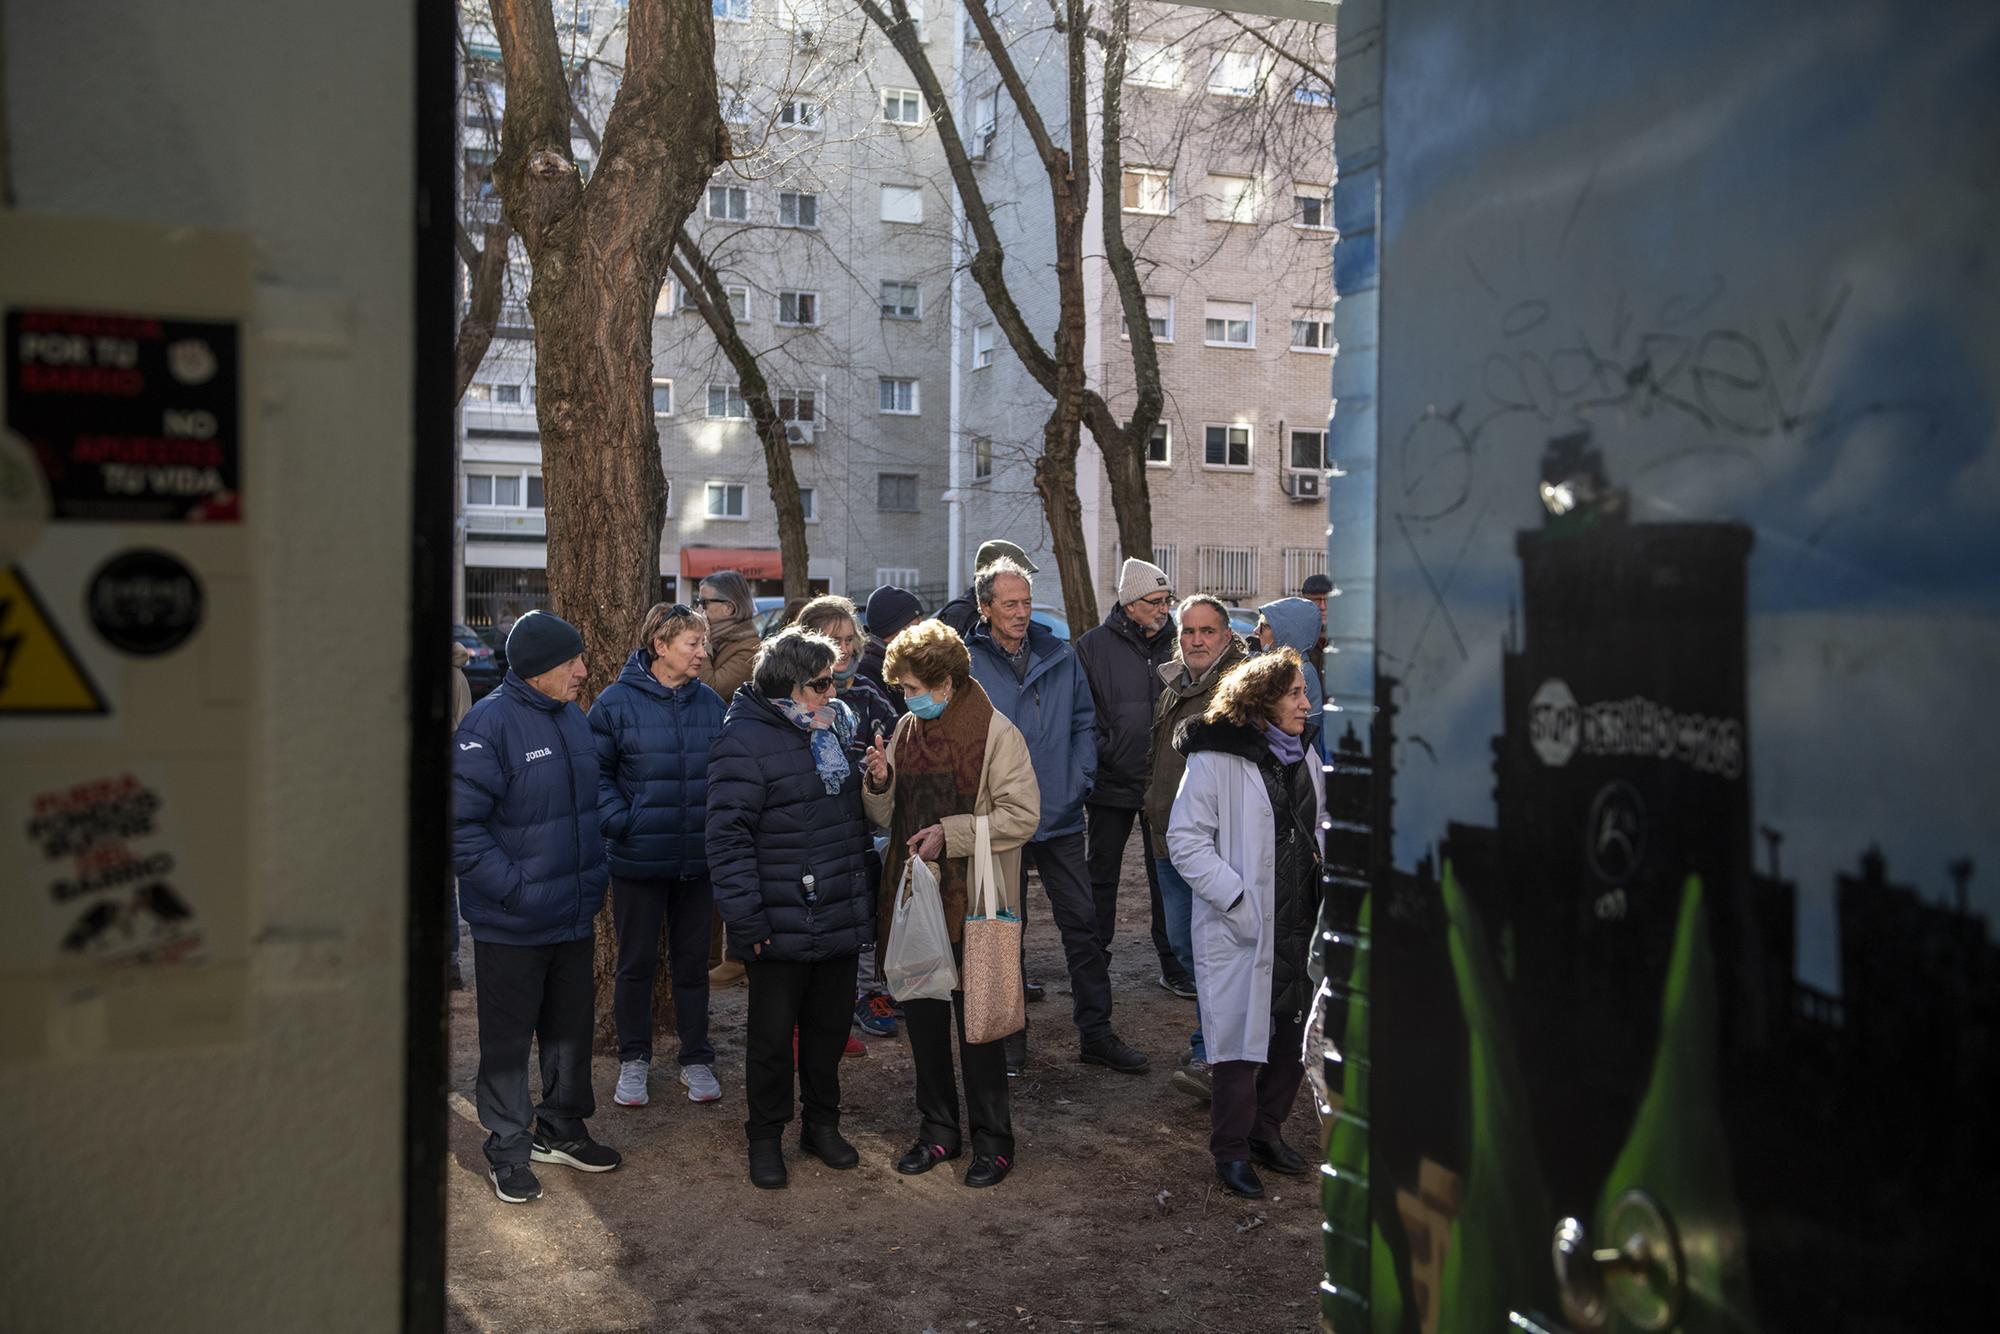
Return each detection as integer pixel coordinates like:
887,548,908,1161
445,841,1325,1333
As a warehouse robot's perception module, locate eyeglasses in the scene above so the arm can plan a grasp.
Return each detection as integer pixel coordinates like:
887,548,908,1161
695,597,733,609
1138,594,1173,608
803,675,835,692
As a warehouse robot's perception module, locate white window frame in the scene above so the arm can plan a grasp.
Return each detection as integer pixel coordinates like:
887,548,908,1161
706,382,749,420
1204,300,1257,348
778,388,817,444
1202,422,1254,471
777,99,823,131
877,472,920,512
724,284,751,321
878,377,920,414
972,322,995,369
705,482,748,520
881,88,924,125
651,377,674,417
880,279,922,320
880,183,924,224
777,289,821,327
1122,166,1172,215
970,89,998,138
1208,49,1265,98
1293,186,1333,231
1290,309,1335,353
973,436,994,480
1122,294,1174,343
464,467,544,510
1207,172,1260,224
1146,421,1172,467
777,190,820,230
1126,40,1183,90
797,485,818,523
1290,429,1330,470
707,183,748,222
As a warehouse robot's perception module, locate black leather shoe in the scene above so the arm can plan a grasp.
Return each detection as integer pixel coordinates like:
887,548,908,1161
1215,1159,1265,1198
1003,1030,1027,1078
1249,1135,1309,1176
1024,979,1046,1003
963,1152,1013,1188
895,1138,961,1176
800,1122,859,1170
748,1138,788,1190
1079,1033,1150,1074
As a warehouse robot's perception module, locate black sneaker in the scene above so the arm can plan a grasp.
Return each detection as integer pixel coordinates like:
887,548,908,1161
488,1162,542,1204
1003,1030,1027,1078
1156,972,1197,1001
530,1133,621,1173
895,1138,960,1176
1079,1033,1150,1074
963,1152,1013,1188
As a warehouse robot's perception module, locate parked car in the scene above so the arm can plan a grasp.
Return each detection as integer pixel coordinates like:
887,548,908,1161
1227,607,1261,640
1030,604,1071,641
750,595,789,638
452,624,503,699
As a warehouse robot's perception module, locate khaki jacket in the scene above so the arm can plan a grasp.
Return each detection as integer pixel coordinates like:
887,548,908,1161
863,707,1041,929
1144,638,1247,858
700,617,759,703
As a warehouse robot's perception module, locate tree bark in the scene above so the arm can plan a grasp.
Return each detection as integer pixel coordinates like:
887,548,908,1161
489,0,724,1050
670,234,811,602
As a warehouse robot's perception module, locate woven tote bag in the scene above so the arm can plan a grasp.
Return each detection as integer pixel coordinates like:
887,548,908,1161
959,814,1025,1044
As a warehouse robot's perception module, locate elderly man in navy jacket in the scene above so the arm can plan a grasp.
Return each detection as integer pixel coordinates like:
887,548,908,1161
968,559,1149,1077
454,610,620,1204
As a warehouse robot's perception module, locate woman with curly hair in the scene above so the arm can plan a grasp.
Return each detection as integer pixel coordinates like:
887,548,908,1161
1165,647,1324,1199
861,619,1040,1188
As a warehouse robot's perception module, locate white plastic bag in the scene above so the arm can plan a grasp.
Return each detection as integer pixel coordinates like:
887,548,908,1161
883,854,958,1004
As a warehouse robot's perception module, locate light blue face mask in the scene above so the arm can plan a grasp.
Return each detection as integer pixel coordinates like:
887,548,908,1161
906,690,948,720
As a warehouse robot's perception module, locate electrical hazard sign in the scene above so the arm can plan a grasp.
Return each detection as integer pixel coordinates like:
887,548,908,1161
0,564,108,715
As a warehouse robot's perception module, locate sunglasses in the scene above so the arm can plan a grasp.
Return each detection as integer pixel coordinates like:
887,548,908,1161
803,675,835,692
662,603,692,618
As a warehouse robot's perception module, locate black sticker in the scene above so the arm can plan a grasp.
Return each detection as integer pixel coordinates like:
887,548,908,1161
87,549,204,656
4,308,241,521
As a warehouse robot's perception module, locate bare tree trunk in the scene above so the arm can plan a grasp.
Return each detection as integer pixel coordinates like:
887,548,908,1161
670,235,811,602
454,218,514,402
490,0,723,1050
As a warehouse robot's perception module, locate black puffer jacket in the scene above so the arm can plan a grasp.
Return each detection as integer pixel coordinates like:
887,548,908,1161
1074,605,1177,809
704,686,875,962
934,585,980,639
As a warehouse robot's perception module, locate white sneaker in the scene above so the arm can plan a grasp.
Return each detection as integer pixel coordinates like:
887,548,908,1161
613,1059,650,1107
679,1063,722,1103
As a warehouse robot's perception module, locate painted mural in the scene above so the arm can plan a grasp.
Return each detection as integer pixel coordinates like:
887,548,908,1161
1358,1,2000,1329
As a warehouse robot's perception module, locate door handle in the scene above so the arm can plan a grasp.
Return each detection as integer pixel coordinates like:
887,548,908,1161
1551,1189,1687,1331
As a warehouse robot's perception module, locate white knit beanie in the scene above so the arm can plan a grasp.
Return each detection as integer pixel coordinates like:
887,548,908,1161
1116,557,1171,606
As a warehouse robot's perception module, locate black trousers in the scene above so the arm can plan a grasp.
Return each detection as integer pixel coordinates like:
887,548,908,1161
1019,831,1114,1044
610,874,715,1066
1083,803,1184,980
744,952,860,1143
473,936,597,1166
1209,1013,1308,1164
904,945,1015,1159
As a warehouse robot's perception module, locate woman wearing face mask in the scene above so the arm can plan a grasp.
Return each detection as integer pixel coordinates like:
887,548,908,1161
792,596,901,1044
1166,647,1324,1200
705,627,876,1190
587,602,726,1109
861,620,1040,1188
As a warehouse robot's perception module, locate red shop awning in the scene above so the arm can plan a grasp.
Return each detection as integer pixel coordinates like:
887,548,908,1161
678,545,786,581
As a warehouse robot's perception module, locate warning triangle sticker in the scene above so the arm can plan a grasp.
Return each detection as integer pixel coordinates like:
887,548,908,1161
0,564,109,715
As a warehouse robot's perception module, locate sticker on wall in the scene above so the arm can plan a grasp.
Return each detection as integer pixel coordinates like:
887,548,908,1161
86,549,204,656
0,564,109,715
2,307,241,522
27,771,205,967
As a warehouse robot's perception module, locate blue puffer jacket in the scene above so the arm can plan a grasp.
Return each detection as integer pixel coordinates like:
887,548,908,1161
587,649,726,881
452,672,609,946
968,620,1097,839
705,687,875,962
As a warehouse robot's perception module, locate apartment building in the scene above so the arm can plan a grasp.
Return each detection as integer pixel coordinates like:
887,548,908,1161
953,3,1337,615
456,1,959,630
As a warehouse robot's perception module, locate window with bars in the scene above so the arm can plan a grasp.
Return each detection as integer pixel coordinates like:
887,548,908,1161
1204,423,1252,469
877,566,921,589
1284,547,1330,594
1151,544,1178,589
1196,545,1258,600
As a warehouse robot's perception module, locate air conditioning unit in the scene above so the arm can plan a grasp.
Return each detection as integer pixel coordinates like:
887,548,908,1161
786,421,816,446
969,126,995,162
1287,472,1322,501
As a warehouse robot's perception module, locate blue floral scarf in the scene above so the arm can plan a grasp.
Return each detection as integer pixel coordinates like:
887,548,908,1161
775,696,855,794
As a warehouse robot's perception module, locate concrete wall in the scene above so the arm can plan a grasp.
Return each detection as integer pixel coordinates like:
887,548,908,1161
2,2,416,1328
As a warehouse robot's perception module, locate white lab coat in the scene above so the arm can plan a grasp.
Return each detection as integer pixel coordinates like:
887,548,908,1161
1166,745,1325,1065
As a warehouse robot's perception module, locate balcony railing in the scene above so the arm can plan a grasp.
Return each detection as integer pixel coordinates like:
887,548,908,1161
464,509,546,538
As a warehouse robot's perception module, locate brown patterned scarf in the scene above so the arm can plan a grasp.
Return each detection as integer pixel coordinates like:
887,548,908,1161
878,677,995,949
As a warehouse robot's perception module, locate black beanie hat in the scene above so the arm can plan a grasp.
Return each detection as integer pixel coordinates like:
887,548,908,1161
506,610,586,680
865,584,924,640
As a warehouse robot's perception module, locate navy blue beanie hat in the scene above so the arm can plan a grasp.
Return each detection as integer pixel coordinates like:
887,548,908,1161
865,584,924,640
506,610,586,679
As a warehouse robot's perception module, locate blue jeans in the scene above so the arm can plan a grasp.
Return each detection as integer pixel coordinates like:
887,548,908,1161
1153,858,1206,1063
